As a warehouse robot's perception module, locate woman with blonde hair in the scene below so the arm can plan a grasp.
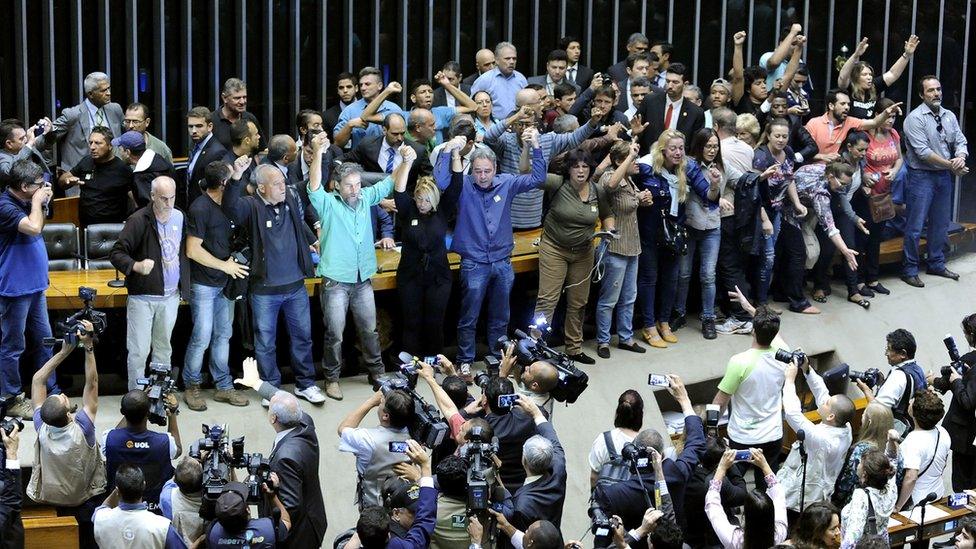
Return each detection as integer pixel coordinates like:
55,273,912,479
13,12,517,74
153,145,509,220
634,129,720,348
833,402,905,507
736,113,762,148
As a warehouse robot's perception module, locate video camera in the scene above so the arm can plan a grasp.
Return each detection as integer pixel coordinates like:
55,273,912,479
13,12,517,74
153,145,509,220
473,355,501,391
941,335,970,379
495,316,589,403
620,442,653,472
0,397,23,438
458,425,499,511
189,424,273,503
377,364,449,449
774,348,807,365
136,362,179,426
849,368,883,389
589,500,616,548
45,287,107,346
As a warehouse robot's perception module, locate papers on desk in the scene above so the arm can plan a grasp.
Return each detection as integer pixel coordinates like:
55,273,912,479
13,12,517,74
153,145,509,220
906,505,951,524
888,516,905,529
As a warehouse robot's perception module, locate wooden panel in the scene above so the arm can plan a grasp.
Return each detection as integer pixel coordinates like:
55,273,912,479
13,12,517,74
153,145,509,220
24,516,79,549
48,196,79,226
21,505,58,519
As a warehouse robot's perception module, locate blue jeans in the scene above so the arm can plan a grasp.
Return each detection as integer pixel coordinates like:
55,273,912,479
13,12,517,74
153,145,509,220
183,284,235,390
903,168,953,276
637,232,679,328
596,253,638,344
457,258,514,364
320,278,383,382
675,227,721,320
250,286,316,390
0,291,56,397
755,211,782,304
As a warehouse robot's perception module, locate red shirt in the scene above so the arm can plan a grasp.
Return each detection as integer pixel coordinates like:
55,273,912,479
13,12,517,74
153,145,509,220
805,113,865,159
865,129,901,194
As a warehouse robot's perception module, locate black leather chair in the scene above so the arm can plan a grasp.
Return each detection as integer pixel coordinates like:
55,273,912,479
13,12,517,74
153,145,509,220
41,223,80,271
84,223,124,269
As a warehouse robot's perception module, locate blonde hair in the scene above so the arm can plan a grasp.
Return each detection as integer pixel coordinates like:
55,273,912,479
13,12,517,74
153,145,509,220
857,402,894,449
736,113,761,144
414,176,441,211
650,130,689,203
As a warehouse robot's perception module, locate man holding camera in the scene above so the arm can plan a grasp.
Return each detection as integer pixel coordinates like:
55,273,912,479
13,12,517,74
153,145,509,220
0,159,57,419
159,457,207,547
1,423,24,549
93,464,182,548
338,388,414,509
102,388,182,512
481,376,544,494
499,345,558,416
857,329,927,434
205,476,291,548
111,175,191,390
931,314,976,491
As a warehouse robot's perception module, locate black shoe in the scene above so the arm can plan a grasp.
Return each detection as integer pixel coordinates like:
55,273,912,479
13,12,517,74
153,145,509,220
670,314,686,330
867,282,890,295
932,540,955,548
901,275,925,288
597,345,611,359
617,340,646,353
927,268,960,281
569,352,596,365
702,319,717,340
857,286,875,297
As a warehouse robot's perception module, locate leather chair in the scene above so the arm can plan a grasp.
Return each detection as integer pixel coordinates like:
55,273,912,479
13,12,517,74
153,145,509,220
41,223,80,271
84,223,124,269
361,172,389,187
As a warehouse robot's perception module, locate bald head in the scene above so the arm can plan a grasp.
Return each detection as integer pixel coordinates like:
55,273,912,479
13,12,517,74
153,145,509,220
151,176,177,221
524,361,559,393
268,134,298,165
475,49,496,75
409,108,436,142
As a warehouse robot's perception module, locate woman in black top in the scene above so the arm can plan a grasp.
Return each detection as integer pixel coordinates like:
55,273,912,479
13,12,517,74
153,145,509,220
837,34,919,119
394,139,462,356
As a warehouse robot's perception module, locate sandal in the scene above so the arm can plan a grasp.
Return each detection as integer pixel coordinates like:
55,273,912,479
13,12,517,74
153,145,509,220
867,282,890,295
811,290,828,303
642,327,668,348
848,295,871,309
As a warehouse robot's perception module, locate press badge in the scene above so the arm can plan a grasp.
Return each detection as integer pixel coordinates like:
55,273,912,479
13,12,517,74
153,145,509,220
266,220,272,228
493,194,501,203
451,514,466,529
411,219,418,226
590,205,598,213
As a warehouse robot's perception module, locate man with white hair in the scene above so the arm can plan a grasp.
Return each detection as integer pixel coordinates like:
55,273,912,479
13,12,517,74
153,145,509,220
234,357,328,549
50,71,124,188
471,42,528,119
222,158,322,403
497,395,567,530
110,176,190,389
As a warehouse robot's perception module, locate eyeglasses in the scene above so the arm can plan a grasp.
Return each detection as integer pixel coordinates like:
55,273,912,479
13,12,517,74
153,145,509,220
704,144,720,150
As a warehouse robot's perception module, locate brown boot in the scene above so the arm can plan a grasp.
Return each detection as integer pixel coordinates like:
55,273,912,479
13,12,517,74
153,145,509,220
183,384,207,411
214,388,249,407
325,381,344,401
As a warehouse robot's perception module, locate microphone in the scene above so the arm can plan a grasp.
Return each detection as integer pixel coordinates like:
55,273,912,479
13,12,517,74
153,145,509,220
513,329,530,340
397,351,415,365
918,492,939,506
796,429,806,442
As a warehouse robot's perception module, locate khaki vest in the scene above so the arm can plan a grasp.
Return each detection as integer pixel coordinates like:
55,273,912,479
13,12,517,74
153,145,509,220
358,427,410,509
169,488,205,546
27,420,107,506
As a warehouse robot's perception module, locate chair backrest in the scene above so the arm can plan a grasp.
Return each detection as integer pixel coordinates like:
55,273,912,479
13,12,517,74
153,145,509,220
84,223,125,269
360,172,389,187
41,223,80,271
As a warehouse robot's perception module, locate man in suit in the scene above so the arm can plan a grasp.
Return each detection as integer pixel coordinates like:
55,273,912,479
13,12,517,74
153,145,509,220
500,396,566,531
560,36,594,89
649,41,674,88
932,314,976,492
234,358,327,549
615,52,659,116
324,73,359,140
261,134,320,232
594,374,705,535
462,49,497,87
528,50,580,98
344,113,430,192
606,33,649,83
635,63,706,155
184,106,229,208
50,71,124,193
432,61,473,108
294,109,324,148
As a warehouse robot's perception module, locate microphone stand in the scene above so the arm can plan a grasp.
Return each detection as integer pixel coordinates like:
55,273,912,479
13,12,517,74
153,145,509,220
798,433,808,513
107,268,125,288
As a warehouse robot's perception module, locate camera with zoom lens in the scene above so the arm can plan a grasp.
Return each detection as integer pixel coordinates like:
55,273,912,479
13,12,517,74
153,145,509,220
494,317,589,403
0,398,24,438
849,368,883,389
189,424,273,503
45,287,108,346
941,335,970,379
379,376,449,448
774,348,807,365
621,442,652,471
473,355,501,391
589,501,616,549
136,362,179,426
459,425,499,511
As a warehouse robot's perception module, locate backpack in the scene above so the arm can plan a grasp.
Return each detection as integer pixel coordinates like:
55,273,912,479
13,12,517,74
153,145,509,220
594,431,633,489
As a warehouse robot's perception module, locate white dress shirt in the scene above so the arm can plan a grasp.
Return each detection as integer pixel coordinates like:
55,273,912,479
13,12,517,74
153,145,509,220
378,139,403,173
664,97,684,131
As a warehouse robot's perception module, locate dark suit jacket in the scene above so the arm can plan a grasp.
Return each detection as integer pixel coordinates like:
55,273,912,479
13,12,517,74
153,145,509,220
461,73,480,87
614,80,665,114
323,103,352,140
568,65,595,90
269,412,328,549
636,92,707,155
682,464,748,548
0,466,24,549
502,421,567,530
594,415,706,536
184,135,229,208
343,135,432,193
432,84,473,108
606,60,629,84
934,350,976,455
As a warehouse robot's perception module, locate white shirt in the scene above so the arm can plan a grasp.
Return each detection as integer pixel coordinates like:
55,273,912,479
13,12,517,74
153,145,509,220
93,504,172,549
875,361,912,409
719,338,789,444
588,428,636,472
429,142,490,174
664,96,684,130
902,426,951,503
339,425,410,474
378,139,402,174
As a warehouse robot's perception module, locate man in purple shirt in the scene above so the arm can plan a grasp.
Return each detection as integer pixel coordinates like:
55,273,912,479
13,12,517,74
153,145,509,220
471,42,528,120
433,131,545,380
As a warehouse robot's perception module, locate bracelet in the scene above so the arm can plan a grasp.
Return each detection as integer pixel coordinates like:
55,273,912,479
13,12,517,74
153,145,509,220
902,52,911,59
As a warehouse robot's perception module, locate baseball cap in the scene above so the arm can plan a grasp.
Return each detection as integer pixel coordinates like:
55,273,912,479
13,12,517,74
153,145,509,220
710,78,733,95
382,477,420,512
214,481,249,523
111,130,146,152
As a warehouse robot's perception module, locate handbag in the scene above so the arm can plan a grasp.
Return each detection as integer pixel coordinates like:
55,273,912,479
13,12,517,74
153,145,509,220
868,192,896,223
659,216,688,256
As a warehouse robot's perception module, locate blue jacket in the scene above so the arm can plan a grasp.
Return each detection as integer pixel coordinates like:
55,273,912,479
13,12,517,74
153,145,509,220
634,158,715,235
387,485,437,549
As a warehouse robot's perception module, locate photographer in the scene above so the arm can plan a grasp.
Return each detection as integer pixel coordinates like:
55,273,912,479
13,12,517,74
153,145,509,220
683,437,748,548
705,449,787,548
103,388,182,512
160,458,206,547
857,329,927,434
894,388,950,511
930,313,976,491
487,513,564,549
204,475,290,548
499,345,557,415
337,388,414,509
93,464,182,548
588,390,644,489
1,423,24,549
0,159,58,419
594,374,704,538
430,455,475,549
483,376,543,493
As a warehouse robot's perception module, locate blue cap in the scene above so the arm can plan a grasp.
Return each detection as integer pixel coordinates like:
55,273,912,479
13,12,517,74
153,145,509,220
111,130,146,152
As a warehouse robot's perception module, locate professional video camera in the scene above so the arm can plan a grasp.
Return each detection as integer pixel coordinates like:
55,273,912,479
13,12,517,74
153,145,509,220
458,425,499,511
941,335,970,379
774,348,807,365
588,500,616,549
473,355,501,391
378,366,449,449
45,287,108,346
0,397,24,438
495,316,589,403
189,424,273,503
849,368,883,389
135,362,179,426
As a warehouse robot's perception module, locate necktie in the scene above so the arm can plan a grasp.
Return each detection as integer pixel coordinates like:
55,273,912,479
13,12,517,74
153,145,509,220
94,108,105,128
385,148,395,173
664,103,674,130
568,67,576,84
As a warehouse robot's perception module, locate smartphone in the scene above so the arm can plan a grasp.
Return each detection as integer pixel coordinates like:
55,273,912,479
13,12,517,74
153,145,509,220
647,374,670,387
497,394,519,408
423,356,437,366
388,441,409,453
734,450,752,461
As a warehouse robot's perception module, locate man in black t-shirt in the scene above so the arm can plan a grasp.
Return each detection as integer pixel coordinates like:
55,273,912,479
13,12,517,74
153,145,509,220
58,126,134,227
182,162,250,411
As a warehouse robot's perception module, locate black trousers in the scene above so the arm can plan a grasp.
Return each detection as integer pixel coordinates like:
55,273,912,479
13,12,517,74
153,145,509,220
729,437,783,491
717,216,752,320
398,273,453,356
811,213,859,297
853,192,885,284
952,450,976,492
777,222,811,312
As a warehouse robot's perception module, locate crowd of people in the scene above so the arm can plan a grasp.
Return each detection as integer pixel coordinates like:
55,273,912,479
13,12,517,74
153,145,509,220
0,17,973,549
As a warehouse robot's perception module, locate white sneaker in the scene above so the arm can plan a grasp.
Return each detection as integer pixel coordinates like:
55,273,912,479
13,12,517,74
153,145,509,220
716,318,747,335
295,385,327,404
735,321,754,335
261,398,270,408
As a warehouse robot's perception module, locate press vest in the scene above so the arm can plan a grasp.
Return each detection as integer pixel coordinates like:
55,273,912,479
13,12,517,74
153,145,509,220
358,427,410,509
93,504,171,548
207,517,278,548
105,427,175,510
27,420,107,506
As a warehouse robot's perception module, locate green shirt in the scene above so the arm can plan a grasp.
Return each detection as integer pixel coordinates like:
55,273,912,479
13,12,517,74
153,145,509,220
541,176,613,249
308,177,393,283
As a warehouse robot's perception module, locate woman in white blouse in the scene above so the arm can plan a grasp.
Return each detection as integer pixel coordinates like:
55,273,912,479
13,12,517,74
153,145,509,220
705,448,788,548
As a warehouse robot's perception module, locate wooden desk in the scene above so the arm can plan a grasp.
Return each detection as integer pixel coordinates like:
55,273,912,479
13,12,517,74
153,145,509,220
24,515,79,549
888,499,974,546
